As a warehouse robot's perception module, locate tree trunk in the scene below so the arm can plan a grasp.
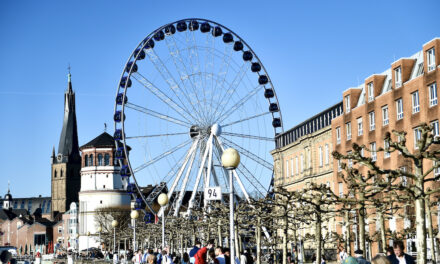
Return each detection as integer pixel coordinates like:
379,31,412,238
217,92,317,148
426,198,436,263
358,200,366,258
283,215,288,264
256,217,261,264
345,211,351,255
292,229,298,263
235,214,240,257
378,211,387,253
218,220,223,247
315,213,322,264
415,194,427,264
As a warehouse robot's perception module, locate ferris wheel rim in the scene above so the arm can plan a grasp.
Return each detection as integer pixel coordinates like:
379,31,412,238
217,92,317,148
113,18,283,216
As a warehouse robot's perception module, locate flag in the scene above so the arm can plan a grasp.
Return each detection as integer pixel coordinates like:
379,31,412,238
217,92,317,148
154,214,159,224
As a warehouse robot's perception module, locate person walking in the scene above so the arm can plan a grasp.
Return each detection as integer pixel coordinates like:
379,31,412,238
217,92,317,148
190,241,202,264
182,252,190,264
208,248,220,264
162,250,173,264
215,247,226,264
372,255,391,264
338,247,348,264
354,250,371,264
388,241,414,264
194,239,215,264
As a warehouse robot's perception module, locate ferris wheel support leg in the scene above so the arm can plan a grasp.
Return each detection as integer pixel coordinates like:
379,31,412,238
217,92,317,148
187,134,213,215
174,142,198,217
204,136,214,210
215,135,272,240
159,140,198,217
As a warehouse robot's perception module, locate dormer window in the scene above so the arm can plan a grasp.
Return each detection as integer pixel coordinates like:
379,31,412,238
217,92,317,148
367,82,374,102
84,155,88,166
427,48,436,72
104,154,110,166
345,95,350,113
98,154,103,166
394,67,402,88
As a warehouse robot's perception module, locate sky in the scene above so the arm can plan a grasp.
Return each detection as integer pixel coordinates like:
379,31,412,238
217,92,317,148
0,0,439,198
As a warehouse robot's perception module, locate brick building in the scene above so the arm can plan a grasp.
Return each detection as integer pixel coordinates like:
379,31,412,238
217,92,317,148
331,38,440,257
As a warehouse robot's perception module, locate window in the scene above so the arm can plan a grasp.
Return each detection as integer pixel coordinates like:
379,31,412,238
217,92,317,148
319,147,323,167
400,167,407,186
58,227,63,234
285,160,289,178
431,120,439,139
427,48,436,72
337,160,342,172
98,154,103,166
346,122,352,140
325,144,329,165
21,200,25,209
60,170,63,178
295,157,299,175
338,182,343,197
369,111,375,131
347,151,353,168
345,95,351,113
357,118,363,136
85,155,88,166
367,82,374,102
382,105,389,126
89,154,94,166
46,201,51,213
336,127,341,144
54,170,57,178
434,161,440,177
412,91,420,114
370,142,377,161
395,67,402,88
300,154,304,172
28,200,32,210
396,98,403,120
414,127,422,149
13,201,18,209
104,154,110,165
429,83,438,107
290,158,294,176
384,140,390,158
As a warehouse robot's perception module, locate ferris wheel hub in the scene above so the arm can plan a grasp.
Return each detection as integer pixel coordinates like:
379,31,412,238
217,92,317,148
210,123,222,136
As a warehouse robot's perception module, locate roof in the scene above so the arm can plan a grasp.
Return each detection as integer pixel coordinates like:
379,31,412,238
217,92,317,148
0,209,30,221
80,132,115,149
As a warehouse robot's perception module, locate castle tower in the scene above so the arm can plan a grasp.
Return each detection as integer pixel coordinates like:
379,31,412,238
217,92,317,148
78,132,130,250
51,72,81,217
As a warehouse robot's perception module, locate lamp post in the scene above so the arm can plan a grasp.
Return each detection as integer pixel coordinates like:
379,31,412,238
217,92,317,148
97,226,102,252
111,220,118,254
86,231,90,258
158,193,169,249
221,148,240,264
131,210,140,251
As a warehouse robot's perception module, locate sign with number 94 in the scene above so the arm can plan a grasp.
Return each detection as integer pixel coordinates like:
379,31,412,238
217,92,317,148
204,187,222,201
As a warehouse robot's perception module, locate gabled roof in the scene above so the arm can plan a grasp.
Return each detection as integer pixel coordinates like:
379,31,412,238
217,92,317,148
0,209,30,221
80,132,115,149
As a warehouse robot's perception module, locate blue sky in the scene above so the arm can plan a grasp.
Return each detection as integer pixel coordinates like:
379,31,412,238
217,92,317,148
0,0,439,197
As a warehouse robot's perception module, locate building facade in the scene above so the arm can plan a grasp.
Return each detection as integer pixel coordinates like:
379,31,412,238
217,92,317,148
271,102,343,258
78,132,130,250
331,38,440,257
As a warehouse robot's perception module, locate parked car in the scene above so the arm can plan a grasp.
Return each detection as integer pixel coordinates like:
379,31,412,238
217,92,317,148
0,246,18,257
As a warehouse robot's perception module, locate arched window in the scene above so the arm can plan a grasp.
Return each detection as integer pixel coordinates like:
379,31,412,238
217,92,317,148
89,154,93,166
60,170,63,177
54,170,57,178
85,155,88,166
104,154,110,166
98,154,103,166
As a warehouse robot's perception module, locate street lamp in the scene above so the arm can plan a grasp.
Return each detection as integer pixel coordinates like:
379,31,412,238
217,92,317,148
221,148,240,264
86,231,90,258
131,210,140,251
97,226,102,252
111,220,118,254
158,193,169,249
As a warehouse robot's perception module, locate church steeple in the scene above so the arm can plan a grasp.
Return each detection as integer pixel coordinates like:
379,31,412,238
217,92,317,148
57,70,80,163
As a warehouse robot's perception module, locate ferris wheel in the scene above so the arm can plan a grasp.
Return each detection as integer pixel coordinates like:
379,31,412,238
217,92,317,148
113,18,283,217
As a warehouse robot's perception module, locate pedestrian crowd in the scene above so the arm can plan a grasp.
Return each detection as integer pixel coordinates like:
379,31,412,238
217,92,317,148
106,239,256,264
338,241,415,264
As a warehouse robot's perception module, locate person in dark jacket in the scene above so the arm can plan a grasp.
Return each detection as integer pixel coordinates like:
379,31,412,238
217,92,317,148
388,241,414,264
189,241,202,264
354,249,371,264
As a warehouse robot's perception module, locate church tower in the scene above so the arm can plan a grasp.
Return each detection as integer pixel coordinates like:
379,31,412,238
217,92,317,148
51,71,81,217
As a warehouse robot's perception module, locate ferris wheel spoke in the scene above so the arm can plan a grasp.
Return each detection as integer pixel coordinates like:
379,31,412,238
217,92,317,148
166,35,209,125
222,132,274,142
145,48,205,124
125,102,191,127
216,84,263,124
131,72,194,123
211,61,249,122
133,139,192,173
222,112,271,127
208,43,234,124
219,136,273,170
236,164,266,197
173,141,199,216
125,132,188,139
